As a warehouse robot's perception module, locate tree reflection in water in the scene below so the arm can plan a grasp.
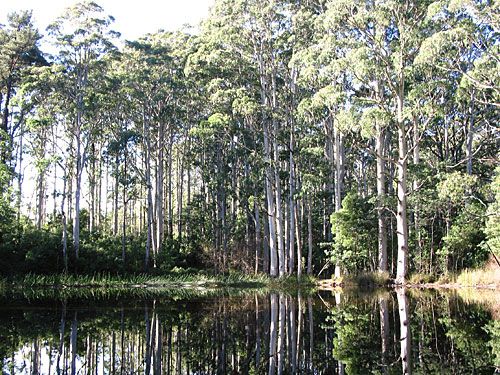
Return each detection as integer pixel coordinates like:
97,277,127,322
0,290,496,374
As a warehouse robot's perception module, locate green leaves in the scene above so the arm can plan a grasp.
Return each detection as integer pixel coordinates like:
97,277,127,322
485,167,500,257
359,107,390,139
415,27,470,66
437,171,477,205
330,192,377,271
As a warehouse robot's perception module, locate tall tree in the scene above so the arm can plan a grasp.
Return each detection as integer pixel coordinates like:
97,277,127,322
47,1,118,258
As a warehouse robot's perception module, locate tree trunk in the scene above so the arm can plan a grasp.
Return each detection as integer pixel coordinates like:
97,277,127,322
395,92,409,284
376,121,387,272
122,151,127,265
274,136,285,277
113,154,119,236
177,149,184,241
144,111,153,271
89,143,96,233
1,80,12,163
61,169,68,272
379,295,389,372
16,122,24,221
288,130,296,274
73,133,82,259
413,116,422,271
264,124,278,276
70,312,78,375
168,149,173,239
307,198,313,275
397,288,411,375
334,126,344,278
277,295,286,375
296,198,303,278
466,90,475,175
268,293,278,375
254,195,261,274
156,122,165,254
37,170,45,230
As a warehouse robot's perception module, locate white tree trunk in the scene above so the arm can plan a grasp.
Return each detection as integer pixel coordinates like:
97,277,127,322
396,93,409,284
61,168,68,272
466,90,475,175
254,195,261,274
334,126,344,278
144,112,153,271
307,198,313,275
288,130,296,274
376,121,387,272
397,288,411,375
268,293,278,375
156,122,165,254
295,199,302,278
265,124,278,276
73,133,82,259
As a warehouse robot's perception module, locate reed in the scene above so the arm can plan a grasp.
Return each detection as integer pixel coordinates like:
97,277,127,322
10,271,317,292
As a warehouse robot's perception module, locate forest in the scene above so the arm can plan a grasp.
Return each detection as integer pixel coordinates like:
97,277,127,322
0,0,498,284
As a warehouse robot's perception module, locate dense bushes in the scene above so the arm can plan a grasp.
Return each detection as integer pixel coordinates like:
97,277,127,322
0,218,206,276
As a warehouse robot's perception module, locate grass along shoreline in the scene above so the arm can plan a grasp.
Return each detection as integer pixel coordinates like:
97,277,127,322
317,265,500,290
3,272,317,291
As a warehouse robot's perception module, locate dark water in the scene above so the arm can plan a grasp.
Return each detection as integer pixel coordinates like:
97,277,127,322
0,288,498,374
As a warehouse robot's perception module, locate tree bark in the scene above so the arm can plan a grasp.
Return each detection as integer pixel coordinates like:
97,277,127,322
288,130,296,274
122,151,127,264
268,293,278,375
113,154,119,236
264,124,278,276
156,122,165,254
376,120,387,272
70,312,78,375
144,111,153,271
73,132,82,259
334,126,344,278
466,90,475,175
397,288,412,375
307,198,313,275
395,91,409,284
254,194,261,274
61,169,68,272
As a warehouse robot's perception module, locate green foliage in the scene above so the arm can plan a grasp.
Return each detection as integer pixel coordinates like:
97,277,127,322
485,320,500,368
437,171,477,205
485,167,500,257
330,193,377,272
328,302,381,375
0,0,498,283
440,203,488,271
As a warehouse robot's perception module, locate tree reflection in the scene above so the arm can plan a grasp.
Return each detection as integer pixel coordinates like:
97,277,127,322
396,288,411,375
0,291,496,374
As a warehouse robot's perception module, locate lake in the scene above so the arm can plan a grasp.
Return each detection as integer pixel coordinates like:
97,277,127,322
0,288,498,374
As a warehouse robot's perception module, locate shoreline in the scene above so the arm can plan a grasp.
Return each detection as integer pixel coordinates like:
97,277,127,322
0,272,317,295
316,279,500,291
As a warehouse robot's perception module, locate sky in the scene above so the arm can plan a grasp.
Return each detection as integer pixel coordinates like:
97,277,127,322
1,0,215,40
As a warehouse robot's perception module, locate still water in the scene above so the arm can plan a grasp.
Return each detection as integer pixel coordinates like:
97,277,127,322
0,288,498,374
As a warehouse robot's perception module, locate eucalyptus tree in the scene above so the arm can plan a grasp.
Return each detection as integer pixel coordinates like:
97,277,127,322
310,0,443,282
47,1,118,259
105,128,140,264
204,0,301,276
292,10,353,277
189,113,236,269
121,31,188,270
188,0,268,273
416,0,499,177
0,10,44,165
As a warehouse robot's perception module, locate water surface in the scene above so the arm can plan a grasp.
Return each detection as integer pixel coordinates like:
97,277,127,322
0,288,498,374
